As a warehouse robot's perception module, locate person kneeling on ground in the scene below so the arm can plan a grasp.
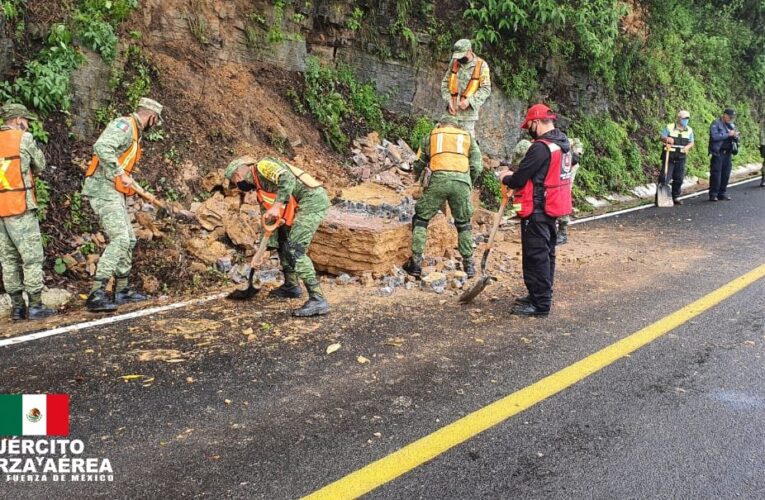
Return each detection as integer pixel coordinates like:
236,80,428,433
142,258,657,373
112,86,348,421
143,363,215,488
499,104,574,317
403,115,483,278
225,156,330,317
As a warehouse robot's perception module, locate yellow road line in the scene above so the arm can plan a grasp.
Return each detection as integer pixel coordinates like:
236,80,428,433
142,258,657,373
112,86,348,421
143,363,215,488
304,263,765,500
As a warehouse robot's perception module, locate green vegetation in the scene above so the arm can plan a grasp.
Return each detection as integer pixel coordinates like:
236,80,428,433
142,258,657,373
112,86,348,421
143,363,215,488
34,178,50,222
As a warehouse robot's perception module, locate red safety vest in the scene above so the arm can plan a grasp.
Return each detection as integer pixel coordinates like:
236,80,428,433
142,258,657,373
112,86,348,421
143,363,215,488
0,129,34,218
515,139,573,219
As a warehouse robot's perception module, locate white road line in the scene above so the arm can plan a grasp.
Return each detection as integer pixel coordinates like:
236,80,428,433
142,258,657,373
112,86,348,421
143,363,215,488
0,292,228,348
570,176,761,225
3,175,762,348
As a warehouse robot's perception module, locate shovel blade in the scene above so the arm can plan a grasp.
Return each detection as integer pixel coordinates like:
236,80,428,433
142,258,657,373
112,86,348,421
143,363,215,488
458,276,493,304
227,286,260,301
655,183,674,208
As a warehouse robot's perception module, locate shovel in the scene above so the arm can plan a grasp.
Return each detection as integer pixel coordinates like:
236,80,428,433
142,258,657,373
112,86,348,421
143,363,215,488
131,182,198,222
655,145,674,208
227,217,282,301
459,186,511,304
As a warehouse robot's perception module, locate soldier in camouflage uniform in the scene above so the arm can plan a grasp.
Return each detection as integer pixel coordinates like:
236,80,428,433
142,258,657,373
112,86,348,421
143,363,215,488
225,156,331,317
440,39,492,138
82,98,163,312
556,137,583,245
403,115,483,278
0,103,55,320
759,118,765,187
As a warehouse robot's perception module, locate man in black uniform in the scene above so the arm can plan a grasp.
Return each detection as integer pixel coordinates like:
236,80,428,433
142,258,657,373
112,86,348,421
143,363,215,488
708,108,739,201
500,104,573,317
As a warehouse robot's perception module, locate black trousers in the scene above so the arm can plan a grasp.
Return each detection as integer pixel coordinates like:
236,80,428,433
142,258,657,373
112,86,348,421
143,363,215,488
520,216,556,311
659,155,686,199
709,152,732,198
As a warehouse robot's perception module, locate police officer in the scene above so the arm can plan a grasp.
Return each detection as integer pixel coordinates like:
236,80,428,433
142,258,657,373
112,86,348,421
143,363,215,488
403,115,483,278
499,104,573,317
0,104,55,320
660,110,695,205
440,39,491,137
225,156,331,317
83,98,163,312
708,108,739,201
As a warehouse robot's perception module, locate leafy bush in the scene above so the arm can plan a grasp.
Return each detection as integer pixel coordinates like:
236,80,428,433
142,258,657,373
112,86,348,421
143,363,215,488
34,178,51,222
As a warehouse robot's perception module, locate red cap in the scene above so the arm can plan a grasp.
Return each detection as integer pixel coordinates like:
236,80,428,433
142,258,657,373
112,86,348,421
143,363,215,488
521,103,557,129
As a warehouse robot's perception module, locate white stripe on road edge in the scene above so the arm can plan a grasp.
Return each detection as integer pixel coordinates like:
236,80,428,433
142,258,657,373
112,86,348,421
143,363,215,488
3,175,762,348
0,292,228,348
570,176,761,226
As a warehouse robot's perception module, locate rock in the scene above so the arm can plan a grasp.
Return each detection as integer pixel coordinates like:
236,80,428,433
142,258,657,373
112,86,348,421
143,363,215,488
257,269,281,284
336,273,353,285
186,237,230,265
62,254,79,270
361,271,375,287
374,169,404,190
421,272,447,294
377,286,395,296
443,259,457,271
0,294,12,319
42,288,73,309
189,262,208,274
195,193,229,231
224,212,259,248
135,228,154,241
142,275,160,294
385,142,403,164
228,263,249,284
473,208,496,226
216,256,233,273
452,270,468,283
201,170,226,192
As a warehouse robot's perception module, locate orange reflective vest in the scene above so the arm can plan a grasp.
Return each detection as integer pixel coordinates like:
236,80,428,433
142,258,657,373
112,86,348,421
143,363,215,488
448,58,484,109
429,125,471,173
252,169,298,227
0,129,34,218
85,116,142,196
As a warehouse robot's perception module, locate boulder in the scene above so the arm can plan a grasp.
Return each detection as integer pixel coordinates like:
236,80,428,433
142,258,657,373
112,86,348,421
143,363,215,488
195,193,229,231
201,170,226,192
42,288,73,309
185,237,231,265
224,212,260,248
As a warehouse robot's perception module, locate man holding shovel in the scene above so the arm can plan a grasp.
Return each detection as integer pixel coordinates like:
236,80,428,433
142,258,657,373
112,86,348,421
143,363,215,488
225,156,330,317
82,97,164,312
659,110,695,205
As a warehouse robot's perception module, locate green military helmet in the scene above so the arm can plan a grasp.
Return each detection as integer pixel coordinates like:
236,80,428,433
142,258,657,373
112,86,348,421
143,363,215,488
1,103,38,122
225,155,258,180
511,139,532,165
439,114,460,126
452,39,472,60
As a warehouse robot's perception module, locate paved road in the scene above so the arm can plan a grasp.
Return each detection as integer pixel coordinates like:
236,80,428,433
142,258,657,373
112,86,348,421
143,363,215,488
2,181,764,499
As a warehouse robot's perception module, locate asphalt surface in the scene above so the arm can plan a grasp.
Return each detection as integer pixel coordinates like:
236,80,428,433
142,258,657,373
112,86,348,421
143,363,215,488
1,181,764,499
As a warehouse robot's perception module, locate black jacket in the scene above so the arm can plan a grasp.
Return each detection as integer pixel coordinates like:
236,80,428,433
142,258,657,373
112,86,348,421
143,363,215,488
708,118,736,156
503,129,572,219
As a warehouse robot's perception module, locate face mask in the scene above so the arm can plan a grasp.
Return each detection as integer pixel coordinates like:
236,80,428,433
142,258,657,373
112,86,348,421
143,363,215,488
527,122,539,139
458,57,469,65
236,181,256,192
680,118,689,127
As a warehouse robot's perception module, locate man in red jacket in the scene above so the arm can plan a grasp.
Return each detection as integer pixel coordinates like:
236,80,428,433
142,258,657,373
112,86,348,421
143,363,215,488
500,104,574,317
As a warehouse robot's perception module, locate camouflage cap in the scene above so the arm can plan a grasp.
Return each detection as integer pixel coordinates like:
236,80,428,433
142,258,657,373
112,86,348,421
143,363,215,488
570,137,584,156
511,139,532,165
137,97,163,121
452,39,472,60
439,114,460,126
225,155,258,179
1,103,38,121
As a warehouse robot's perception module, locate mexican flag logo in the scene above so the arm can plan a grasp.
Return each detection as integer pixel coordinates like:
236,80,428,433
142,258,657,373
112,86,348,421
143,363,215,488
0,394,69,436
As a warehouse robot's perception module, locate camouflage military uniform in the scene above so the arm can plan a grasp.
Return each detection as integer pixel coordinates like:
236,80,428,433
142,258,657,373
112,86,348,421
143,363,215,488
440,40,492,137
83,113,142,290
231,157,330,298
557,137,583,244
0,125,46,297
411,123,483,261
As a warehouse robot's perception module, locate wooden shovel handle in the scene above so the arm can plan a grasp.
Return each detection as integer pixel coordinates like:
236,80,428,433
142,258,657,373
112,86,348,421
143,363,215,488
249,216,284,268
486,186,512,249
131,182,170,211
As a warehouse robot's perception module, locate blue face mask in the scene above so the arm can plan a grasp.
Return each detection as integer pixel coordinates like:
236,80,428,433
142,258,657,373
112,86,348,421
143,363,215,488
680,118,689,127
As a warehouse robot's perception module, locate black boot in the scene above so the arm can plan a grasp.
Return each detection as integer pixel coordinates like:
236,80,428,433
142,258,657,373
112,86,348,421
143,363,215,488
462,257,476,279
511,303,550,317
557,222,569,245
293,282,329,317
86,284,118,313
760,174,764,187
27,292,56,320
513,295,533,306
9,292,26,321
114,287,148,305
403,255,423,278
269,284,303,299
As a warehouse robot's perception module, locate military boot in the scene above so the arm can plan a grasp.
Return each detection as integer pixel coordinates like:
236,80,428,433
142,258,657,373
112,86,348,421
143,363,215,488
760,173,765,187
28,292,56,320
557,223,569,245
114,287,148,305
462,257,476,279
269,273,303,299
403,255,423,278
293,281,329,317
9,292,26,321
86,282,118,313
